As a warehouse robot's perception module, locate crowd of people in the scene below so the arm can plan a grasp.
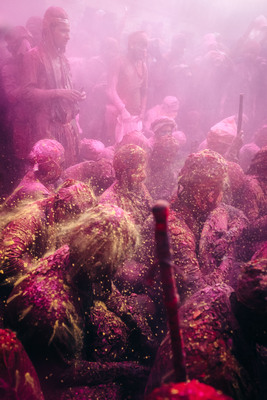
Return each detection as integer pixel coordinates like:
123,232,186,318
0,4,266,400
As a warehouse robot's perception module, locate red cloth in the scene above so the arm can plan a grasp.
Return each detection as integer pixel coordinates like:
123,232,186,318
0,329,45,400
146,380,232,400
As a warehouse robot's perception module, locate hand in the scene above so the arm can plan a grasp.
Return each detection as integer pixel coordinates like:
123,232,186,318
212,237,228,260
212,231,234,260
79,90,87,100
56,89,86,102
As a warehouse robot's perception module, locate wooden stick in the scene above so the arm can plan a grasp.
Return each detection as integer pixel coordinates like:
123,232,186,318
152,200,186,382
237,93,244,135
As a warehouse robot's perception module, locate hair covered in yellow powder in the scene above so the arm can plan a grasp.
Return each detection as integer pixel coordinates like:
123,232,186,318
113,144,147,181
62,204,140,277
52,179,96,222
178,149,228,191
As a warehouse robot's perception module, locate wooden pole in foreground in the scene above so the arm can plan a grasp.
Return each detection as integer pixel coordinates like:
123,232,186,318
152,200,186,382
237,93,244,135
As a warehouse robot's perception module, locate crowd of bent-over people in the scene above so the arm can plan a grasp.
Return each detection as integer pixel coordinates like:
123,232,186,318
0,5,267,400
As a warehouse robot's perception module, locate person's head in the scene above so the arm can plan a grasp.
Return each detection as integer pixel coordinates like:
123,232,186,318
254,125,267,148
80,138,105,161
28,139,65,184
51,179,96,223
151,117,177,137
202,32,221,52
203,49,229,68
161,96,180,120
207,116,237,156
42,6,70,53
150,134,180,168
128,31,148,61
26,16,43,47
65,204,140,280
113,144,147,188
178,149,228,214
247,145,267,178
118,130,150,153
5,26,32,57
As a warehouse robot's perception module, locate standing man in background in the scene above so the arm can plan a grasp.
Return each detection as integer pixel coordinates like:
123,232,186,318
21,6,86,166
108,31,149,144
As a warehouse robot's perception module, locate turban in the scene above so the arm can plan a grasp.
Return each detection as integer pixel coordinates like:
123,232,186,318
150,117,177,135
207,116,237,146
178,149,228,189
43,6,69,31
28,139,65,166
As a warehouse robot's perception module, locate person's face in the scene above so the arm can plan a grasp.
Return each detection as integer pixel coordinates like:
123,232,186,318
157,124,173,137
52,21,70,51
126,162,146,188
192,184,222,214
130,38,148,61
35,157,64,184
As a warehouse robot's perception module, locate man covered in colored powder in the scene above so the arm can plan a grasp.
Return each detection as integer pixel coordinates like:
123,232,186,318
145,254,267,400
99,144,152,226
2,139,65,209
234,146,267,261
141,150,228,306
0,179,96,295
1,25,32,175
21,6,86,166
146,117,180,201
108,31,149,143
6,204,156,399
